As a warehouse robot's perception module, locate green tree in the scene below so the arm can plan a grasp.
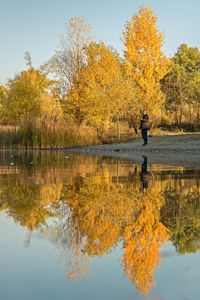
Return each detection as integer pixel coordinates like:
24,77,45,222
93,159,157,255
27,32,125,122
162,44,200,126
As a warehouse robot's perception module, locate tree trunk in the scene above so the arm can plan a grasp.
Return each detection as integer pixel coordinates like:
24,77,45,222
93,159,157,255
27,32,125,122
117,118,120,141
189,103,192,124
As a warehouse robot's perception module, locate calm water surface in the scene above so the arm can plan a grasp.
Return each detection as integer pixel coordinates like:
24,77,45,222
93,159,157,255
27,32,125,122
0,151,200,300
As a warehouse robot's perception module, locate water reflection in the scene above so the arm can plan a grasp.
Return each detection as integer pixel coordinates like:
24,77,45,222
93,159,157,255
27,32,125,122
141,155,149,191
0,151,200,295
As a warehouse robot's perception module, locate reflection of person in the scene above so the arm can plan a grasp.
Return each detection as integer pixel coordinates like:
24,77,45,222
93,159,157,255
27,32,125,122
140,110,150,146
141,156,149,191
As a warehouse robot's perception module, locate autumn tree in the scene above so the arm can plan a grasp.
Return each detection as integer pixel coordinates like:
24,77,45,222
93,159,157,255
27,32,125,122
24,51,33,69
0,85,8,122
66,42,137,135
1,66,64,126
0,85,8,103
52,16,92,98
189,73,200,124
3,68,53,124
123,6,171,124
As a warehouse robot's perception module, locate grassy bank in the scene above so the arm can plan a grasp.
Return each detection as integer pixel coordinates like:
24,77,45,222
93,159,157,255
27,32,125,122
0,122,199,150
0,123,99,149
0,122,134,149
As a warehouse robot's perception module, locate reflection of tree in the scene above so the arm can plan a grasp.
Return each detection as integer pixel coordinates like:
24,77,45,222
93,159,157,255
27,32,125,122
161,187,200,254
0,157,169,293
1,152,199,295
49,173,141,281
0,176,62,231
45,215,91,281
64,175,139,256
59,172,169,292
123,191,169,294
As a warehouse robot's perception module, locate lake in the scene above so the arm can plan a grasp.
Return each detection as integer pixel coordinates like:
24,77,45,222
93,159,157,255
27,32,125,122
0,151,200,300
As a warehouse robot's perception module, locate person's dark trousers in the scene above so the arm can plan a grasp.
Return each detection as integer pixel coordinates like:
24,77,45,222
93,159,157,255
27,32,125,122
142,129,148,145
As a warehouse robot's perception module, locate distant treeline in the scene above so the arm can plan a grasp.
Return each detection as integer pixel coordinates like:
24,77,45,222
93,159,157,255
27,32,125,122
0,6,200,149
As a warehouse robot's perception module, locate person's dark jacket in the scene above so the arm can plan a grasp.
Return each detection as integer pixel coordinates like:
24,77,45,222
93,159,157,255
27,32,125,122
140,114,150,130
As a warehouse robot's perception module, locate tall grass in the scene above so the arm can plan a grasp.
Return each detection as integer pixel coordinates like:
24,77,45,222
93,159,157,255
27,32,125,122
0,122,100,149
0,126,20,149
0,120,135,149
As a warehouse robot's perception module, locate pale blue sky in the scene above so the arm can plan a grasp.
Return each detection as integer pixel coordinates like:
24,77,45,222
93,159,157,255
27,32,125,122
0,0,200,83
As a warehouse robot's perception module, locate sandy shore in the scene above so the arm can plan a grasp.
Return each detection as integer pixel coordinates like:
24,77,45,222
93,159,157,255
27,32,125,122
69,134,200,167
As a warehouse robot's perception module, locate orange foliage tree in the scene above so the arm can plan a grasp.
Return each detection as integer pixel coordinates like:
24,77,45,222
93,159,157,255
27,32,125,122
123,6,171,123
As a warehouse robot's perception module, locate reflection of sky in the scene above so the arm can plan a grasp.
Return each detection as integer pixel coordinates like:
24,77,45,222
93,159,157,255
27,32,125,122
155,244,200,300
1,213,200,300
0,0,200,83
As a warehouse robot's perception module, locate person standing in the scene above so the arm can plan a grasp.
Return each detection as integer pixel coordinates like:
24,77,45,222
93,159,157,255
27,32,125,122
140,110,150,146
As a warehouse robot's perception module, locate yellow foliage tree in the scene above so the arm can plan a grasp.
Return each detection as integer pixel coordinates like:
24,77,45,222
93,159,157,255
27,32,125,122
0,85,9,122
4,68,53,124
40,93,63,122
66,42,136,135
123,6,171,122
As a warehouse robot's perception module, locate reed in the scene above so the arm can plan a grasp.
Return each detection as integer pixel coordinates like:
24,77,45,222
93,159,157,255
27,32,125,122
0,122,100,149
0,120,135,149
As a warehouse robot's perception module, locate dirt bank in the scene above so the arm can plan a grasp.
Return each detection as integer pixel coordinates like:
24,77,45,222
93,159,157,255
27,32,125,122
69,134,200,167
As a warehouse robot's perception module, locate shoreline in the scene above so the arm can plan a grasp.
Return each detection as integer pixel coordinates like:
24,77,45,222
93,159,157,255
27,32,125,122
68,133,200,167
0,133,200,167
